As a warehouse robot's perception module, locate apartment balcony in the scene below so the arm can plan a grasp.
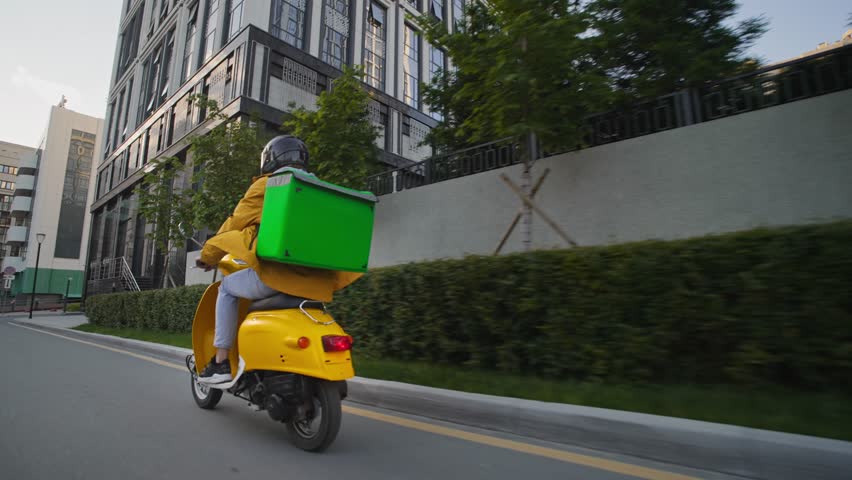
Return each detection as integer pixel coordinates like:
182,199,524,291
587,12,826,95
6,225,28,243
14,174,34,191
17,152,37,169
10,196,31,215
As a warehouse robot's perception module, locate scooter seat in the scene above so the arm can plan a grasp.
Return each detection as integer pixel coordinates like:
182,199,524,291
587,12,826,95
247,293,323,313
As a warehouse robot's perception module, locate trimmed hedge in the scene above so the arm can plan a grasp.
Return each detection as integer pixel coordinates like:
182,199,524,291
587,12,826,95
87,285,208,333
87,222,852,391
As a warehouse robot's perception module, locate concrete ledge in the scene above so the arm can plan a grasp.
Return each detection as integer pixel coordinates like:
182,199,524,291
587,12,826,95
347,378,852,480
19,322,852,480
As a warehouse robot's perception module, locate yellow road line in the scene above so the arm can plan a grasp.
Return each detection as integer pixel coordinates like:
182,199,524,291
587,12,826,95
10,322,186,371
343,405,699,480
13,322,700,480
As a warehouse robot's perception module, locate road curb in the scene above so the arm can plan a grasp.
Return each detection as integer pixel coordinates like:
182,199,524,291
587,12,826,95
18,322,852,480
16,322,193,362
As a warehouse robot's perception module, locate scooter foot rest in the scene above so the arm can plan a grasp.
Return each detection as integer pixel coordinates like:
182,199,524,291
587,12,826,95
200,356,246,390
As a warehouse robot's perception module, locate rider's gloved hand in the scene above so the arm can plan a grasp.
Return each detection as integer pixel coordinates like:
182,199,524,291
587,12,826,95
196,259,214,272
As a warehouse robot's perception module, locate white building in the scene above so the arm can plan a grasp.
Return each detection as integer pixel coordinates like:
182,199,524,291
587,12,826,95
2,106,103,303
0,141,33,303
89,0,466,292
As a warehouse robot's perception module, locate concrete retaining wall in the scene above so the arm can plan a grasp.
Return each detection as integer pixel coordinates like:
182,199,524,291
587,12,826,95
370,89,852,267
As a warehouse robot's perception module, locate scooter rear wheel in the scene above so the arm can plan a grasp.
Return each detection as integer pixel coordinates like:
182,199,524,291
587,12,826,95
286,381,342,452
191,374,223,409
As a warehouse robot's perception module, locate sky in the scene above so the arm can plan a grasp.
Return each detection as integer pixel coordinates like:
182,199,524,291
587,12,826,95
0,0,850,148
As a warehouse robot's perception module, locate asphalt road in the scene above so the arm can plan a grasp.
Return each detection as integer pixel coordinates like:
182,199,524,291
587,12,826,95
0,318,728,480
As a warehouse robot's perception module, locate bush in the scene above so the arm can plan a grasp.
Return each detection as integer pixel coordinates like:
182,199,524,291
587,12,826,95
86,222,852,391
332,221,852,392
86,285,207,332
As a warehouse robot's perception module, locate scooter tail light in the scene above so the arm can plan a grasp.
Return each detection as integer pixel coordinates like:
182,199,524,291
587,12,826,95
322,335,353,352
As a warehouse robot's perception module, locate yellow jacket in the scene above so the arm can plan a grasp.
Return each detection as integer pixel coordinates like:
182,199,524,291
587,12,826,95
200,176,362,302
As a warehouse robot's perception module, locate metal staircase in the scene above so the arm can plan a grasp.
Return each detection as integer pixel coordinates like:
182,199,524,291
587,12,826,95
87,257,142,295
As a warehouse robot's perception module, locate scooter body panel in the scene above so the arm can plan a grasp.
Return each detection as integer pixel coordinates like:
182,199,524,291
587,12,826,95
191,281,249,375
239,309,354,381
191,279,353,381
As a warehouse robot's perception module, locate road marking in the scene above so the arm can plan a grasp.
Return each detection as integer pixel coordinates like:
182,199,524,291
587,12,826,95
12,322,700,480
10,323,186,372
343,405,699,480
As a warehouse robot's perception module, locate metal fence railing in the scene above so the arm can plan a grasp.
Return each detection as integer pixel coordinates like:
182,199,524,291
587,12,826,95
365,138,519,196
585,43,852,148
366,44,852,196
697,45,852,121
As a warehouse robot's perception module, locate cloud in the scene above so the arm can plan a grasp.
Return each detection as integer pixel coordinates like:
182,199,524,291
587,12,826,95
11,66,84,108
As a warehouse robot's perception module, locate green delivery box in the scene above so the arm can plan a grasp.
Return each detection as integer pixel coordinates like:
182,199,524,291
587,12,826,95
256,168,378,272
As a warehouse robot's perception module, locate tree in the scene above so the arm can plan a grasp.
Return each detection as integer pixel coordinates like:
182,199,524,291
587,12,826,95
135,155,193,285
135,96,266,284
586,0,768,102
136,67,379,278
419,1,767,152
135,155,192,255
283,66,380,189
186,96,266,231
417,1,610,154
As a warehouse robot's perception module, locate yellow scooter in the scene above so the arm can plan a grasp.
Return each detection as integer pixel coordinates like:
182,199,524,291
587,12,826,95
185,255,354,452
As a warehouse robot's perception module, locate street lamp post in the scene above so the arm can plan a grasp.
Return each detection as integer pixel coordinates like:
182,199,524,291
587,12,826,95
28,233,46,319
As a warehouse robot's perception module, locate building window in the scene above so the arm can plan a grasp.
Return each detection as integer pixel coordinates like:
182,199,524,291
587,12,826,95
117,8,144,78
113,88,126,149
202,0,220,62
143,50,161,118
430,0,443,21
453,0,465,31
137,60,150,124
363,2,386,90
403,0,420,11
322,30,348,69
401,115,411,136
181,2,199,82
227,0,244,40
271,0,307,49
429,45,445,120
0,181,15,190
321,0,349,69
122,78,134,142
160,30,175,102
148,0,158,37
403,25,421,109
0,165,19,175
160,0,169,19
140,30,176,122
105,101,116,155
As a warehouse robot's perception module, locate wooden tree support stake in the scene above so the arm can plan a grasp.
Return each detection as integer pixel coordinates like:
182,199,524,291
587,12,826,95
499,173,578,248
494,168,551,255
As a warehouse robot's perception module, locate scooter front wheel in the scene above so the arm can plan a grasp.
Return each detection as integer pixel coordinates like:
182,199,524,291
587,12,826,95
286,381,342,452
187,356,223,410
191,374,223,409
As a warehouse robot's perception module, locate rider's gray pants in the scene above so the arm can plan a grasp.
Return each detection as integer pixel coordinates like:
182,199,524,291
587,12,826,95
214,267,277,349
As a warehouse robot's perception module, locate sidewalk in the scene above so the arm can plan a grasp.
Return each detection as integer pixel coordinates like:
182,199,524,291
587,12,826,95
6,312,88,329
13,313,852,480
